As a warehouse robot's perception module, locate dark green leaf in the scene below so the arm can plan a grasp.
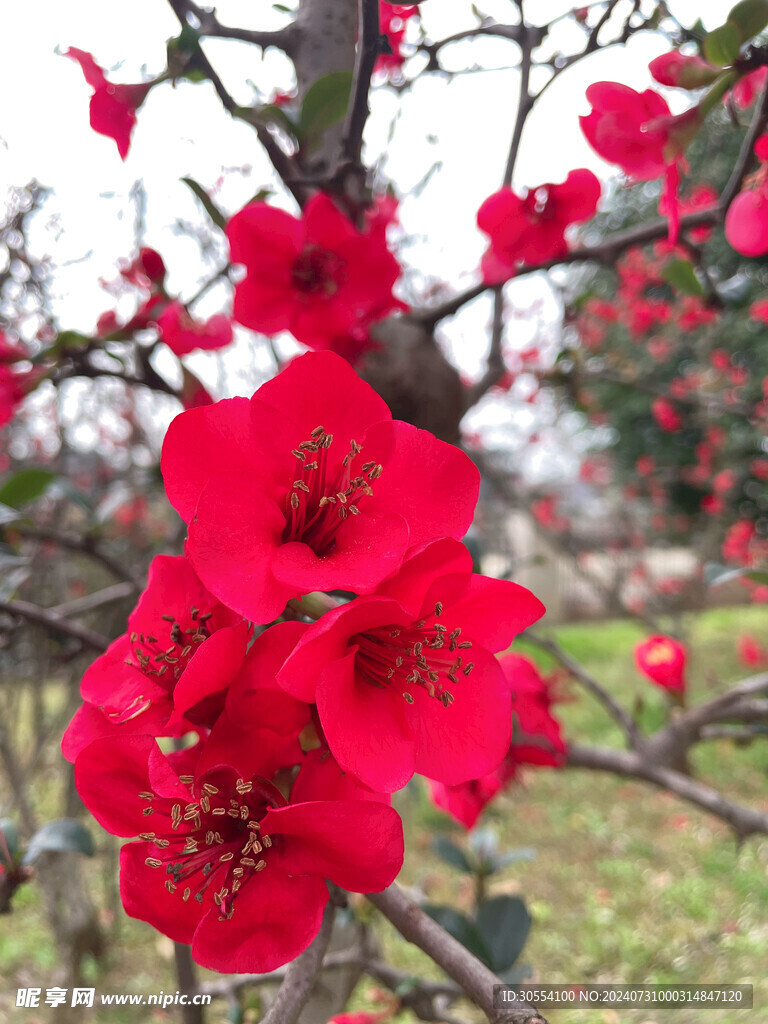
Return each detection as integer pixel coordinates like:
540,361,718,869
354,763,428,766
422,904,492,965
432,835,473,873
0,469,57,508
0,819,19,866
54,330,92,352
23,819,95,864
661,259,704,298
299,71,353,148
728,0,768,40
476,895,532,973
181,177,227,231
703,21,742,65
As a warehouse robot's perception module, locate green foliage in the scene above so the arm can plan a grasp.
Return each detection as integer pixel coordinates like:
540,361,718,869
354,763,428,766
0,468,57,508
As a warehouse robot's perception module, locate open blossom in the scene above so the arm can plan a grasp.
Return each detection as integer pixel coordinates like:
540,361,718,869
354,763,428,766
429,653,565,829
156,302,234,357
580,82,700,242
477,170,601,282
62,555,246,760
635,635,687,697
226,194,403,350
162,351,479,623
75,734,403,972
277,539,545,793
65,48,151,159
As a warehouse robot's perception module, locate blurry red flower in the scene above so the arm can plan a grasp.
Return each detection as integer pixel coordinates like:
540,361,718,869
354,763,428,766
75,734,403,972
651,397,683,432
725,134,768,256
634,635,687,697
226,194,403,350
376,4,419,76
277,538,545,793
477,170,600,282
649,51,719,90
737,634,768,667
728,67,768,109
156,302,234,357
65,48,151,159
580,82,700,241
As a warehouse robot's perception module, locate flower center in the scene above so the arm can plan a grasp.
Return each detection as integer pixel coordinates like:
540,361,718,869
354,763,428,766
291,246,345,298
138,773,276,921
353,601,474,707
283,425,382,557
124,608,213,691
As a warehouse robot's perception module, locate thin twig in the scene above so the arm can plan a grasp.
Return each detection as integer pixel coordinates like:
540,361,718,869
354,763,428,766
0,598,109,652
13,525,143,591
525,630,644,749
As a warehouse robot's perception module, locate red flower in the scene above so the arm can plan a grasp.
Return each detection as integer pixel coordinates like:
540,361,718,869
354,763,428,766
649,52,719,90
376,4,419,76
62,555,245,761
226,194,403,349
634,635,687,697
74,734,403,973
580,82,700,241
725,134,768,256
728,67,768,109
65,48,150,159
651,397,683,432
276,539,545,793
737,634,768,668
156,302,234,357
477,170,600,282
162,352,480,623
429,654,565,829
678,184,718,242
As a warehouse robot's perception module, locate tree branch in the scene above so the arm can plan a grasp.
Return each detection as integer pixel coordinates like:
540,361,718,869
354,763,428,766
566,742,768,840
368,883,547,1024
341,0,380,167
259,900,336,1024
0,598,109,652
12,525,143,591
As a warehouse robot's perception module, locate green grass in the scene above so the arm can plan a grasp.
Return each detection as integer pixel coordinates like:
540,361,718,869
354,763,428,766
3,606,768,1023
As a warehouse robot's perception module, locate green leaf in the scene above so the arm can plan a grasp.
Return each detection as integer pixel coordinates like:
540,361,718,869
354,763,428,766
432,835,473,873
0,469,56,508
728,0,768,40
181,177,227,231
703,21,742,65
23,819,95,864
299,71,353,149
661,259,704,298
0,819,19,866
476,895,532,973
54,330,92,352
422,904,492,965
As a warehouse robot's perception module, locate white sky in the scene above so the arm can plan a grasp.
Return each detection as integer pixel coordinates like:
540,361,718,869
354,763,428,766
0,0,738,476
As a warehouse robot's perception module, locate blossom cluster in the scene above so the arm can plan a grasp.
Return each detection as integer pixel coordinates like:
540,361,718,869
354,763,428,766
65,351,560,972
